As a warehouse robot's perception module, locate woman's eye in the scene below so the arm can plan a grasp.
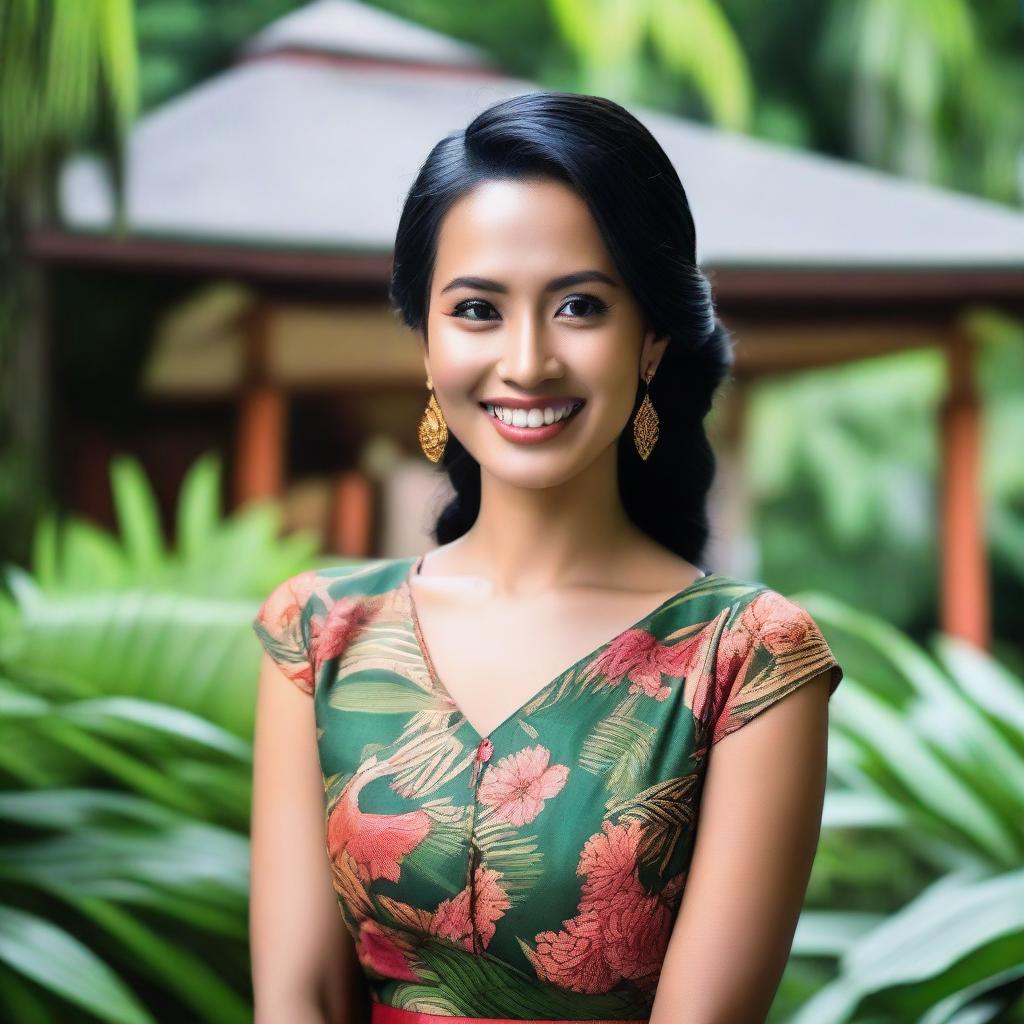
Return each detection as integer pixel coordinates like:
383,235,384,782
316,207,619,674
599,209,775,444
450,295,609,322
559,295,608,319
451,300,497,321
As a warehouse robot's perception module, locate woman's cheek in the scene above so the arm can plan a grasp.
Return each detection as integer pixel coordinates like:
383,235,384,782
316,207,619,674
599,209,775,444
581,351,638,423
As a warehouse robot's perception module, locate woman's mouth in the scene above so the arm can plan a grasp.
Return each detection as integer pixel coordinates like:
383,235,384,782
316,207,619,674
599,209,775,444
478,399,585,444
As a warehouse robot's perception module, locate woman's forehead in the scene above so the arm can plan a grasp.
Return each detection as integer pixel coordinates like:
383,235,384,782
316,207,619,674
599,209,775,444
435,180,612,282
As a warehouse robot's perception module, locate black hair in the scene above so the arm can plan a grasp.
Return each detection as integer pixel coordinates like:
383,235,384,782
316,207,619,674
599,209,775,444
388,91,734,569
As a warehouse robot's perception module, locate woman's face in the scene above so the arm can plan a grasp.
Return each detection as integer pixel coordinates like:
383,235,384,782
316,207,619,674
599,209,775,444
423,176,667,489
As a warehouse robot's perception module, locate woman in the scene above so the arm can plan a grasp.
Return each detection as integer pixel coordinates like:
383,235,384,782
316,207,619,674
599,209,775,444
249,91,843,1024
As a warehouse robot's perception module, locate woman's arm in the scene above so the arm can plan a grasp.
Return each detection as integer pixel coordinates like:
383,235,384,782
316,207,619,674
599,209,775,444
250,652,369,1024
650,669,833,1024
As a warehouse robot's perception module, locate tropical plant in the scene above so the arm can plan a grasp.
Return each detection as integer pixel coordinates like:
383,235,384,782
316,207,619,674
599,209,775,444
1,0,140,572
547,0,752,129
5,452,322,736
134,0,297,110
777,589,1024,1023
815,0,1024,202
0,0,138,210
0,451,333,1020
542,0,1023,203
0,685,255,1023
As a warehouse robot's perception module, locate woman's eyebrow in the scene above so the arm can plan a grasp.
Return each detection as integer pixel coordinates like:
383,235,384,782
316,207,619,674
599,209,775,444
440,270,620,294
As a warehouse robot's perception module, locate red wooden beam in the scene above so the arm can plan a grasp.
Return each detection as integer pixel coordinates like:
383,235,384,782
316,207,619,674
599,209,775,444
234,306,286,505
939,331,990,648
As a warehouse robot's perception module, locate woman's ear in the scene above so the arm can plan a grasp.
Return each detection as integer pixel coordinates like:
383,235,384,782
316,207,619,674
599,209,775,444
420,323,432,379
641,327,670,379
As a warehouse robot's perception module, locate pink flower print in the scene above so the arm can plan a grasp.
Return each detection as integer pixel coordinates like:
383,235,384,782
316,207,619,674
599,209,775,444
530,819,679,994
477,745,569,826
741,590,812,655
703,620,757,741
657,626,712,680
309,595,365,669
269,571,315,624
470,865,513,948
577,819,645,908
714,618,758,702
255,571,316,691
427,887,472,949
356,919,420,982
708,591,822,746
601,890,672,982
581,629,675,701
531,906,619,994
327,757,431,883
430,866,511,951
660,611,752,737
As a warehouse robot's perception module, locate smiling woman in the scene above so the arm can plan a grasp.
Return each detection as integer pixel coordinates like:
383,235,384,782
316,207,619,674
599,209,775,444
250,90,844,1024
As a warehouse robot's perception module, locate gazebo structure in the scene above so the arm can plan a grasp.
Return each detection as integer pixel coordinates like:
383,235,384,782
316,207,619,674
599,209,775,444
30,0,1024,650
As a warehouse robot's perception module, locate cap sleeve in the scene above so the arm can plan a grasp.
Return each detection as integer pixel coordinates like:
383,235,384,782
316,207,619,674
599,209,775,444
252,570,318,695
712,588,843,746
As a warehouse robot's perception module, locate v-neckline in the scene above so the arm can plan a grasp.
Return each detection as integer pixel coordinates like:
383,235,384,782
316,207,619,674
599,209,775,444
401,553,714,743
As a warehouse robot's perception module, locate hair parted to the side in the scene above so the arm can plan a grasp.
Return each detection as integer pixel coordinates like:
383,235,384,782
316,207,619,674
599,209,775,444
388,90,735,569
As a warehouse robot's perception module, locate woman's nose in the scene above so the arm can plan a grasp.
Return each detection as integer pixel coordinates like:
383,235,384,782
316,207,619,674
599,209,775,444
499,315,560,385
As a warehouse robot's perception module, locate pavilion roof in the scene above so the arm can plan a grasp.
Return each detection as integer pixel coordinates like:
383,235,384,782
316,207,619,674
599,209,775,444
49,0,1024,281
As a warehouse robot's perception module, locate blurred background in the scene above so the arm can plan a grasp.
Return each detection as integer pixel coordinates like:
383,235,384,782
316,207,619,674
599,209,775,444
1,1,1023,1021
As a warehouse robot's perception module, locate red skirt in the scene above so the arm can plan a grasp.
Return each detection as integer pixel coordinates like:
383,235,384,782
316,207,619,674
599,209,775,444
371,1004,648,1024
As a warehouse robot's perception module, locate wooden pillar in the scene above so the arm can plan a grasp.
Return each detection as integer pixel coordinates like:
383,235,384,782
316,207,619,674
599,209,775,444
938,328,990,648
330,470,374,557
234,304,287,505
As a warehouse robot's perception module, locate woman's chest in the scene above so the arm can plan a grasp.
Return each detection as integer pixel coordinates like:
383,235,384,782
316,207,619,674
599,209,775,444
405,577,708,742
313,579,715,784
314,677,708,985
409,599,624,741
309,582,718,997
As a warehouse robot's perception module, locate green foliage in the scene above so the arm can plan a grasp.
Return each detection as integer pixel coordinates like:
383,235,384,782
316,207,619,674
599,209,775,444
813,0,1023,201
4,452,322,738
0,0,138,208
748,346,943,627
25,451,320,597
0,450,324,1019
135,0,296,110
0,685,255,1020
0,0,143,613
776,589,1024,1022
0,904,153,1024
538,0,1021,200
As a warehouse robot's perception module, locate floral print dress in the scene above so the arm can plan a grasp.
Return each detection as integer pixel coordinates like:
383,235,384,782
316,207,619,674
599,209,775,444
252,554,843,1021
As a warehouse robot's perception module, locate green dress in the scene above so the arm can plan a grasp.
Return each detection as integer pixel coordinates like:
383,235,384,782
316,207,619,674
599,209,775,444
252,554,843,1021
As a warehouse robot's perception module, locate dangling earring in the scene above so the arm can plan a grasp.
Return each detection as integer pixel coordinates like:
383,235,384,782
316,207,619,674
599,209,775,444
633,366,659,461
418,374,448,463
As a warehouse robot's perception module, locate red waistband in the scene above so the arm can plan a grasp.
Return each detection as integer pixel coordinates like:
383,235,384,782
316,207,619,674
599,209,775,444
371,1003,648,1024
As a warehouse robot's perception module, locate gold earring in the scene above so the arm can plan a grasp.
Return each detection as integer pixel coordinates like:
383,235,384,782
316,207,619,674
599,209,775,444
418,374,448,463
633,366,659,460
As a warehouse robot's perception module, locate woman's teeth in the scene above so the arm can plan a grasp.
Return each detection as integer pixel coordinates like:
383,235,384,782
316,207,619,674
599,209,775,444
484,402,582,428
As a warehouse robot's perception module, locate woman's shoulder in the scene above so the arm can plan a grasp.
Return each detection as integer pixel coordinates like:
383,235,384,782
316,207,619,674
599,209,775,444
715,575,844,687
251,556,415,693
258,555,413,607
700,572,817,609
700,573,836,647
314,555,415,599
